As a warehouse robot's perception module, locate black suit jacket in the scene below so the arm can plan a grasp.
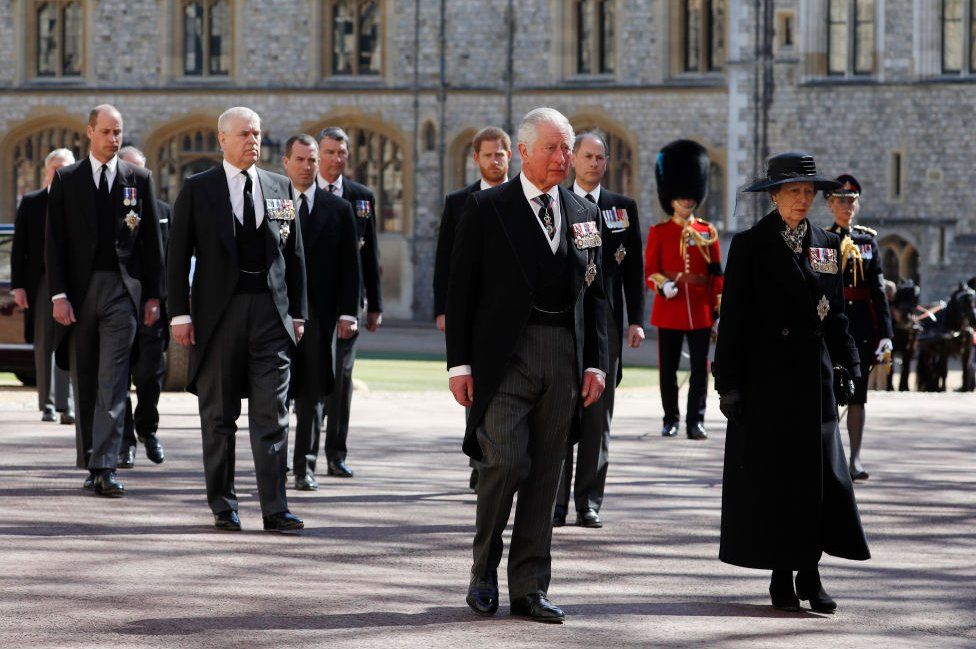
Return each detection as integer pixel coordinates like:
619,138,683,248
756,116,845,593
433,180,482,317
446,177,609,460
167,165,307,394
338,177,382,313
156,199,171,252
594,188,645,385
293,187,361,397
11,188,48,342
46,158,164,356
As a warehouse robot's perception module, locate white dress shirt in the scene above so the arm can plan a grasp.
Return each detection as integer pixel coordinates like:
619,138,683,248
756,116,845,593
317,173,344,196
480,176,506,191
294,184,356,324
573,182,601,204
448,173,605,380
52,154,121,302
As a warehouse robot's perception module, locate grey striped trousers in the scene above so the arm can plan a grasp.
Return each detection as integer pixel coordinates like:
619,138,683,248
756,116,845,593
471,324,578,600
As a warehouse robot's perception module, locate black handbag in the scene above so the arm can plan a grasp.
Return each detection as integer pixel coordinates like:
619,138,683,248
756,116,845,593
833,365,855,406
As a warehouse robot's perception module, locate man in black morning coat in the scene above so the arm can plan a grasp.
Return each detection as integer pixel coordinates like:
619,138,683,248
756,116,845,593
282,134,361,491
168,107,307,533
46,105,164,497
447,108,608,623
315,127,383,478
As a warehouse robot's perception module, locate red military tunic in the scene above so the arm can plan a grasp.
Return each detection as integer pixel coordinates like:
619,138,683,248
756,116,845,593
645,215,723,330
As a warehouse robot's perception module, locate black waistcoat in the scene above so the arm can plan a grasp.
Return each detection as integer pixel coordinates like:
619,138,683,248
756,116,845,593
533,224,573,313
235,217,269,293
92,180,119,271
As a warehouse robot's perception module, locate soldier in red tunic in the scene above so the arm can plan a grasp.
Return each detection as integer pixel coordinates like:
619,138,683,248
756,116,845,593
645,140,723,439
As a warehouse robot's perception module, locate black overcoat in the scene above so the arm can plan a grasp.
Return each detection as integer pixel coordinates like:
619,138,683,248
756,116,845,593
713,211,870,569
433,180,481,317
445,177,609,460
11,188,48,342
339,178,383,314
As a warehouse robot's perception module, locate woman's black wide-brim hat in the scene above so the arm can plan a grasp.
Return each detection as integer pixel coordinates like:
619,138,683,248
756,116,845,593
743,151,842,193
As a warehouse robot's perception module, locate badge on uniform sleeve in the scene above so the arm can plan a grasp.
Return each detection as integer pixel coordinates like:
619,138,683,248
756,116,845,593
572,221,602,250
123,186,138,207
817,295,830,321
601,208,629,231
614,243,627,265
858,243,873,259
124,210,140,231
808,247,839,274
585,263,597,286
355,200,372,219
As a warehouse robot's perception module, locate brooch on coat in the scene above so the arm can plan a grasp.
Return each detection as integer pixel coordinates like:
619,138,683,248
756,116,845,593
585,263,597,286
265,198,296,244
817,295,830,321
614,243,627,265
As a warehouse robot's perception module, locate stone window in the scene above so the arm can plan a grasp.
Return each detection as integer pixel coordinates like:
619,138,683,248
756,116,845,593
150,126,222,203
827,0,875,75
776,10,797,51
573,0,616,75
679,0,726,73
941,0,976,73
29,1,84,79
180,0,232,77
422,121,437,152
345,126,404,233
325,0,382,76
705,160,725,227
3,123,86,223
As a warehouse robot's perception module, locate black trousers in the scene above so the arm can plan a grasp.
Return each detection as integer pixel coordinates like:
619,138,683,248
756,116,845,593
122,307,167,445
33,273,72,415
292,321,333,479
195,293,291,517
658,327,711,428
323,308,362,462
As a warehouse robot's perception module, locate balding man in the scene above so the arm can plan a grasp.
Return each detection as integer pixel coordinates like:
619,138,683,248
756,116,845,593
168,107,307,533
46,104,164,496
12,148,75,425
447,107,608,623
116,145,168,468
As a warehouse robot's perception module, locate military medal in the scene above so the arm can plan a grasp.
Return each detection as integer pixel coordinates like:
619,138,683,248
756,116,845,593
124,210,140,231
265,198,296,244
122,186,137,207
614,243,627,265
817,295,830,321
858,243,873,259
808,247,839,274
572,221,602,250
585,262,597,287
601,208,630,231
355,200,371,219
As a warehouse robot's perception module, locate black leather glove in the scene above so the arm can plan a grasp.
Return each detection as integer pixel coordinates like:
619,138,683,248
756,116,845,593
833,365,855,407
719,389,744,424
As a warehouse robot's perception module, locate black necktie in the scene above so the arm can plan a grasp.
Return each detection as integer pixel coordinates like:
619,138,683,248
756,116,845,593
536,193,556,240
584,193,595,203
298,193,309,229
242,171,256,232
98,164,110,199
328,183,337,194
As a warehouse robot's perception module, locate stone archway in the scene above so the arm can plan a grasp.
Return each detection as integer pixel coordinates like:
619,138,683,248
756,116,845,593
143,116,222,204
568,112,637,197
878,234,920,284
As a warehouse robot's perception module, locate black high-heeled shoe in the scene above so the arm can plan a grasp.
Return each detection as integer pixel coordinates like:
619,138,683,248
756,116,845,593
795,568,837,613
769,569,800,611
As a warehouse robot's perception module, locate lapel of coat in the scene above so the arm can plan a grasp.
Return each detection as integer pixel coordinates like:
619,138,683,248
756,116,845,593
301,187,330,251
758,212,819,325
559,185,591,297
77,158,98,231
491,177,541,290
256,168,284,266
205,166,237,261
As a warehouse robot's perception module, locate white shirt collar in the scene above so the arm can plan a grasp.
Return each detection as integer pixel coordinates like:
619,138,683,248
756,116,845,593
318,173,343,194
293,184,315,210
573,182,601,204
480,176,507,191
224,159,256,185
89,153,118,188
519,173,562,254
519,172,559,205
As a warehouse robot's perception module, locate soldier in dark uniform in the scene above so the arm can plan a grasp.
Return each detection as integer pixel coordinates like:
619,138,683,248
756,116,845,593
824,174,893,481
715,152,869,613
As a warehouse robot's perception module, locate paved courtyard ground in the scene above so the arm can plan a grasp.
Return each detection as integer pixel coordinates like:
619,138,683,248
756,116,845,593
0,382,972,648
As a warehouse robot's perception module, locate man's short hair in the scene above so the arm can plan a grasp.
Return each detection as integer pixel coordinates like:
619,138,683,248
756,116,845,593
472,127,511,155
573,130,609,156
218,106,261,133
316,126,350,146
284,134,318,157
118,145,146,165
44,148,76,168
517,107,574,153
88,104,122,128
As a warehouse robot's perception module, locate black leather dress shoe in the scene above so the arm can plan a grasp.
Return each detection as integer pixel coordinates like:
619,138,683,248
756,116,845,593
510,593,565,623
553,507,567,527
83,472,96,491
118,445,136,469
214,511,242,531
327,459,354,478
93,470,125,497
294,475,319,491
263,511,304,532
139,434,165,464
41,410,57,422
466,571,499,616
576,508,602,528
687,423,709,440
769,570,800,611
60,412,75,425
796,569,837,613
661,421,679,437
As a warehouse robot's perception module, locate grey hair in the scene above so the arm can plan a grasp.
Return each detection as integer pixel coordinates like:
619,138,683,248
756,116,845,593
573,130,609,155
218,106,261,133
118,145,147,165
316,126,350,146
517,107,574,153
44,148,75,167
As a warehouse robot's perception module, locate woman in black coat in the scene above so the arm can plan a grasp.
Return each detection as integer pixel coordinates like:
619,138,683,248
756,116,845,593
714,152,870,613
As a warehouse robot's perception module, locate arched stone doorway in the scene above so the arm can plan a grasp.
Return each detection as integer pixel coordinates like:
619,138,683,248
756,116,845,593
878,234,920,284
